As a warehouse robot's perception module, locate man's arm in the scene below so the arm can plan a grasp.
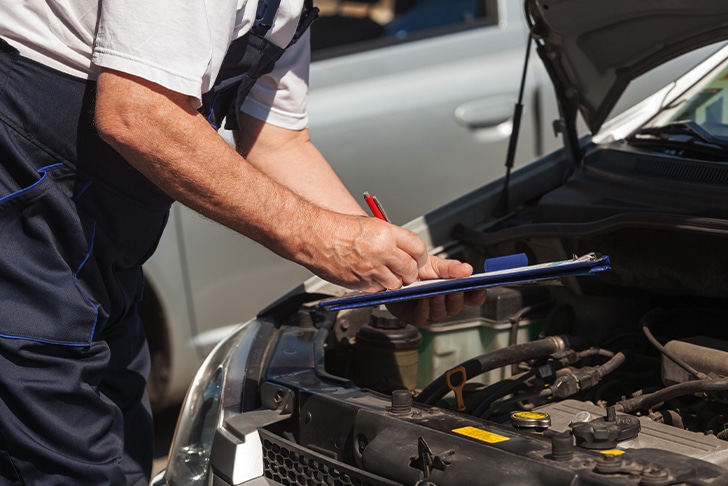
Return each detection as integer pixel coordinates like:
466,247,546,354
232,112,486,326
94,68,426,291
232,112,366,216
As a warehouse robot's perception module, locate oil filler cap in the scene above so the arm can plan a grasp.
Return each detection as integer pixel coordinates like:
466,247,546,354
510,411,551,431
570,406,640,449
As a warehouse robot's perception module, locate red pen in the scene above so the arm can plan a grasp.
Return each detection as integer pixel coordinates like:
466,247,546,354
363,192,390,222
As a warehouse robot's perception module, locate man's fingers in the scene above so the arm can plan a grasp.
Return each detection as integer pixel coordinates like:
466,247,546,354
377,272,403,291
395,248,422,285
419,255,474,280
428,294,450,322
464,289,488,306
385,289,483,327
373,234,425,288
444,292,465,317
393,227,428,270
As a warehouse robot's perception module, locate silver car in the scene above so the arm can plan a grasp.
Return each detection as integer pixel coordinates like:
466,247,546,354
141,0,712,411
152,0,728,484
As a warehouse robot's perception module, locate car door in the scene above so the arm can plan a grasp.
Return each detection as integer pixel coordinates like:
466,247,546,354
307,0,554,224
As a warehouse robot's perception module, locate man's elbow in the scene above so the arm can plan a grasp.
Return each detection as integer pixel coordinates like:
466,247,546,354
94,69,170,151
95,83,139,150
95,105,130,150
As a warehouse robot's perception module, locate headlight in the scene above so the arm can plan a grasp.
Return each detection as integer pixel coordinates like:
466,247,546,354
163,318,267,485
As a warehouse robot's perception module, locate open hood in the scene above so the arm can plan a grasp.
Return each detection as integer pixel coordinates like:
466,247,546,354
525,0,728,135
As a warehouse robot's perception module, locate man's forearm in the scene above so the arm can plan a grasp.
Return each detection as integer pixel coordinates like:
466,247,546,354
94,69,427,292
95,70,322,262
233,113,366,216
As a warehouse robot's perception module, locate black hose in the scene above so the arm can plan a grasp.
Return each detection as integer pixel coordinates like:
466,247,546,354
641,321,706,380
415,335,571,405
508,300,557,374
473,347,613,416
478,388,553,420
575,347,615,361
508,300,557,347
479,353,627,419
471,369,536,418
638,307,728,381
597,351,626,377
615,378,728,414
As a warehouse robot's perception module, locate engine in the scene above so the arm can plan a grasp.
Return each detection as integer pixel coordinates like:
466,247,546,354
253,143,728,485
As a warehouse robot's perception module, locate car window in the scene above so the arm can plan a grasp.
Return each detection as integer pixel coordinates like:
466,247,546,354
310,0,498,59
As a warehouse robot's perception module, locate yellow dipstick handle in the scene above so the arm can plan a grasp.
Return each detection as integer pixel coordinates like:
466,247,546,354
445,366,468,412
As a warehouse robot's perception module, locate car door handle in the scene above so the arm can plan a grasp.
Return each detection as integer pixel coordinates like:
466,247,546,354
454,98,516,142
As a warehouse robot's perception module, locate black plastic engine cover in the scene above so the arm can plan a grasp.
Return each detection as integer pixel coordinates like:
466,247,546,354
349,407,728,485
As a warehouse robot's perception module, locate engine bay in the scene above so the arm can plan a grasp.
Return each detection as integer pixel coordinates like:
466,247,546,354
251,141,728,485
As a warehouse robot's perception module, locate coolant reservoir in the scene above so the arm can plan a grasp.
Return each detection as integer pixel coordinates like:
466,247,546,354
355,309,422,391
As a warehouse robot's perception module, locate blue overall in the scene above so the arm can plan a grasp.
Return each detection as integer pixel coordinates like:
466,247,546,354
0,0,317,483
0,38,171,485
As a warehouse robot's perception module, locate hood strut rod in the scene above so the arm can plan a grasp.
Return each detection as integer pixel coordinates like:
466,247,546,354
496,34,533,216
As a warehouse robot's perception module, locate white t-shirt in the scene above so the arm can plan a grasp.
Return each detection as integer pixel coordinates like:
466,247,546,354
0,0,310,129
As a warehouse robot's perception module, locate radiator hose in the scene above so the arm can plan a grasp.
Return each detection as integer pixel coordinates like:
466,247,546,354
615,378,728,414
415,335,572,405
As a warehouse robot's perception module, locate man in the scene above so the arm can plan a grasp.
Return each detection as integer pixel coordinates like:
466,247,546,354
0,0,480,484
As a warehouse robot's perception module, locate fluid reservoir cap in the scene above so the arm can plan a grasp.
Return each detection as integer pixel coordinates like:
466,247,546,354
511,410,551,429
357,310,422,350
570,407,640,450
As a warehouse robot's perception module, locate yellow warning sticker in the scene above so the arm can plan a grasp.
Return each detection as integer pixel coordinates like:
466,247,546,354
452,426,510,444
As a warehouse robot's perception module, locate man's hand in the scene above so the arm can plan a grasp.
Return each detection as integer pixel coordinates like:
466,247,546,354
386,255,487,326
307,213,428,292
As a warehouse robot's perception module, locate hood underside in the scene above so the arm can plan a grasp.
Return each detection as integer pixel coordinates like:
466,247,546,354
525,0,728,134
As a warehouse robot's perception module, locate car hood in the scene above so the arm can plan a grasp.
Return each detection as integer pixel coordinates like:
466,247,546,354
525,0,728,134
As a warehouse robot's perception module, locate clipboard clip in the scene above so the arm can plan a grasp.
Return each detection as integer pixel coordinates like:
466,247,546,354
572,252,598,262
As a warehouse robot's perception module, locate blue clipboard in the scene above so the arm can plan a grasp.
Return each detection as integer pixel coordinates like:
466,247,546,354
319,253,610,311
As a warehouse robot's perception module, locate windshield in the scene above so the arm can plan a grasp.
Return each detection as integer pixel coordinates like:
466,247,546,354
651,60,728,139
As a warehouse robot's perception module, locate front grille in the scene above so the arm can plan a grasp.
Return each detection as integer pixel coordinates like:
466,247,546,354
259,428,400,486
